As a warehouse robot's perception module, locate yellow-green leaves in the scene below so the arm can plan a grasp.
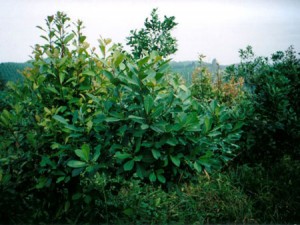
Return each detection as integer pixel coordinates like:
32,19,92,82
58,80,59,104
113,51,125,67
82,70,96,77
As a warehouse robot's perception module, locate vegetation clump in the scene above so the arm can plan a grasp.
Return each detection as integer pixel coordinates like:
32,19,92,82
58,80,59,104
0,9,299,224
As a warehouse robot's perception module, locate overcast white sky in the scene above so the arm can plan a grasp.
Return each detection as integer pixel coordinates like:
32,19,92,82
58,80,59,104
0,0,299,64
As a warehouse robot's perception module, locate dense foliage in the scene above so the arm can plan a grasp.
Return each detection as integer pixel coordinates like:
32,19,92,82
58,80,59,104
0,11,246,223
225,46,300,223
0,10,299,224
127,8,178,59
226,46,300,164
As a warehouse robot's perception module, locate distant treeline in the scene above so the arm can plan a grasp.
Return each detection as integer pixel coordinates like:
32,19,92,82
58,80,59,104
0,60,226,87
0,62,31,84
170,60,227,84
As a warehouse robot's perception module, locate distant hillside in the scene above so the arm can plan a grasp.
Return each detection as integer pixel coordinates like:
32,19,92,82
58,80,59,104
0,62,30,85
170,59,227,84
0,60,228,88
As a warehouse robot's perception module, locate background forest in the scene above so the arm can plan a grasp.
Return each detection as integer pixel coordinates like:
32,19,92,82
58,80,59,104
0,10,299,224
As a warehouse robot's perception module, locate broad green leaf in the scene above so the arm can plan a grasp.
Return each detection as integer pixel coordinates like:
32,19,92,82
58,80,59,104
134,155,143,161
158,62,169,74
136,164,146,178
137,56,149,67
208,131,222,137
123,159,134,171
36,177,47,189
83,70,95,76
150,122,166,133
157,174,166,183
233,121,244,131
117,125,128,136
144,95,154,115
141,124,149,130
135,137,142,153
37,75,46,85
193,161,202,172
186,125,201,132
64,201,70,212
86,93,100,104
99,44,105,57
79,84,91,91
198,151,214,169
64,33,74,44
72,168,84,177
166,137,178,146
149,171,156,182
72,193,82,200
92,145,101,162
46,86,60,95
86,120,93,132
2,109,12,120
67,160,87,168
226,133,241,141
40,156,56,168
53,115,68,125
122,75,140,87
166,123,182,132
113,51,125,67
204,116,212,134
128,115,144,123
119,63,126,70
151,149,161,159
123,208,134,216
84,195,92,204
115,152,132,159
155,72,164,81
210,100,217,111
151,105,164,118
81,144,90,161
105,117,122,122
65,124,84,132
179,84,188,92
127,63,138,74
58,57,68,67
56,176,65,183
170,155,180,167
79,35,86,43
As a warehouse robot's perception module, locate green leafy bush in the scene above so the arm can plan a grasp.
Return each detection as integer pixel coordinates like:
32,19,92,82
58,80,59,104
224,46,300,223
0,11,245,223
226,46,300,164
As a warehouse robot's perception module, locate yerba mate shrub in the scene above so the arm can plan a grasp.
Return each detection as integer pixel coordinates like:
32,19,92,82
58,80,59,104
0,11,245,222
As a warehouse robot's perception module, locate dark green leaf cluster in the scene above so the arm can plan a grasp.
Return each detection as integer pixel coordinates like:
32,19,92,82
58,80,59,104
226,45,300,163
127,8,178,59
